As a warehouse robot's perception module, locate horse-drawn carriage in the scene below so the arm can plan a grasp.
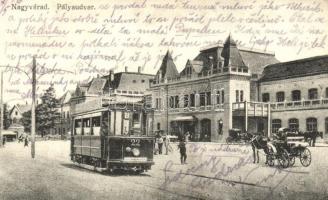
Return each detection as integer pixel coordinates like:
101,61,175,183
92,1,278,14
226,128,252,144
251,128,312,168
266,128,311,167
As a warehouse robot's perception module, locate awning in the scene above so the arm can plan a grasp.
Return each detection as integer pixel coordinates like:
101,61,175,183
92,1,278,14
173,116,196,121
1,130,17,136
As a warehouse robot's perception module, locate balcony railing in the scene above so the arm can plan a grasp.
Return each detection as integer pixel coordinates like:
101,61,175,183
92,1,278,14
270,98,328,110
155,104,224,113
232,101,269,117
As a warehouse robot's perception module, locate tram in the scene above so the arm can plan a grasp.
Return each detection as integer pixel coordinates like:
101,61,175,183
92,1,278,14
70,99,154,173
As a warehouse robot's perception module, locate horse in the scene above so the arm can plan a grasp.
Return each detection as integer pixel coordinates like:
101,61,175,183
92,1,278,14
298,131,323,147
249,133,270,163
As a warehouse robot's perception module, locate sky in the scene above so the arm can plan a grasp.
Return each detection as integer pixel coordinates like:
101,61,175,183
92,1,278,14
0,0,327,105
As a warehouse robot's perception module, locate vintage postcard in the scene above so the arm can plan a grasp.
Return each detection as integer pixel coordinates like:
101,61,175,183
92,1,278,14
0,0,328,199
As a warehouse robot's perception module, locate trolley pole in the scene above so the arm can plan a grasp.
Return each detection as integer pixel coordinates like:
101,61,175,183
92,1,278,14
31,56,36,158
0,72,3,148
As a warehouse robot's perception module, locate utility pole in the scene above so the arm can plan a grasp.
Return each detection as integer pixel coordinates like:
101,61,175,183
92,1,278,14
31,56,36,158
0,71,3,148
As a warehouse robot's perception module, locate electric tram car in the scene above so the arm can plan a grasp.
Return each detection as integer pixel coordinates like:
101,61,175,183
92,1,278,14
70,100,154,173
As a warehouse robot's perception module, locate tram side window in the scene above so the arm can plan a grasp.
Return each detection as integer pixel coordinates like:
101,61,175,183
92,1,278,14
74,119,82,135
83,118,91,135
92,117,101,136
101,111,110,136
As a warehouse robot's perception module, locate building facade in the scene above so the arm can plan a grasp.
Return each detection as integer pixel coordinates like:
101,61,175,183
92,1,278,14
259,55,328,138
149,36,279,142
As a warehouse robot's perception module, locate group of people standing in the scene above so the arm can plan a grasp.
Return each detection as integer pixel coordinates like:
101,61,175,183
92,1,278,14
154,131,189,165
154,133,172,155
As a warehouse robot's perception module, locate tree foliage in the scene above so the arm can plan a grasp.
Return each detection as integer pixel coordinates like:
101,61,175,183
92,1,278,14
0,103,11,129
21,85,60,135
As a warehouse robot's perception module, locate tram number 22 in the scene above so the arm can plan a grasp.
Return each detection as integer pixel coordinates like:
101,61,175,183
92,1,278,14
130,139,140,146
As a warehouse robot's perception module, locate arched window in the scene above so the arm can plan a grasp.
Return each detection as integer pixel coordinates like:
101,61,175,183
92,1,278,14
276,92,285,102
308,88,318,100
288,118,299,132
272,119,282,133
292,90,301,101
306,118,317,131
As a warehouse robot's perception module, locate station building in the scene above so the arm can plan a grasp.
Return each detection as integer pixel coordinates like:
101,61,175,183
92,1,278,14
149,35,328,142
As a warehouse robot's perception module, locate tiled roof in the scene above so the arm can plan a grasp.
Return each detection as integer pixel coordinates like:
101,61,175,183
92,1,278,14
180,60,204,76
221,35,247,68
260,55,328,82
87,78,107,95
17,104,31,114
155,51,179,79
194,39,279,75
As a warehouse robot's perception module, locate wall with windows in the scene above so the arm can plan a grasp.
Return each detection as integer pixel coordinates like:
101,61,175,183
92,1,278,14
271,109,327,137
260,74,328,103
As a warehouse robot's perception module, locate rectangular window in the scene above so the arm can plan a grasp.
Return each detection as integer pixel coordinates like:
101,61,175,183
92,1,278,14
206,92,211,105
262,93,270,102
216,91,221,104
276,92,285,102
190,93,195,107
222,90,225,103
174,95,179,108
308,88,318,100
236,90,239,102
326,88,328,98
240,90,244,102
200,92,206,106
169,96,174,108
292,90,301,101
184,95,189,107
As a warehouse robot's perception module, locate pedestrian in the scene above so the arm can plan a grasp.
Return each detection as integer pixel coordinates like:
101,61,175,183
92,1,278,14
178,140,187,164
185,131,190,143
164,134,171,155
24,136,29,147
158,133,164,155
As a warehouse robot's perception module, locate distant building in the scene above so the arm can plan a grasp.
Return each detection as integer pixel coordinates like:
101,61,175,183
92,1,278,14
70,67,155,136
8,103,30,133
52,91,74,137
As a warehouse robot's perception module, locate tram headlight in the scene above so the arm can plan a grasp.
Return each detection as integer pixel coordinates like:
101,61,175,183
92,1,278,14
126,147,131,152
132,148,140,157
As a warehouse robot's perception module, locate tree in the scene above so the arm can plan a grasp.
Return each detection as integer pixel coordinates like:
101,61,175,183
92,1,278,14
0,103,11,129
21,85,60,136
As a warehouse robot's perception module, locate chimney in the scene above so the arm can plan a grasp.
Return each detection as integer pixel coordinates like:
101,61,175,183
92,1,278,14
125,66,128,72
138,66,141,73
109,70,114,81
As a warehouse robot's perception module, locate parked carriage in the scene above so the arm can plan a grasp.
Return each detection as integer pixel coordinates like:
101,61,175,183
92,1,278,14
226,128,252,144
266,128,311,167
70,100,155,173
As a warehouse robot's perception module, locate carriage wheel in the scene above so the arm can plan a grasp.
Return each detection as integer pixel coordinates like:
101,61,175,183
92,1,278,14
267,153,275,167
300,148,311,167
278,149,290,168
289,156,295,167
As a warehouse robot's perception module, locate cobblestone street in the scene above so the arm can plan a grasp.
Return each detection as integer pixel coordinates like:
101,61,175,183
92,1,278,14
1,140,328,200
